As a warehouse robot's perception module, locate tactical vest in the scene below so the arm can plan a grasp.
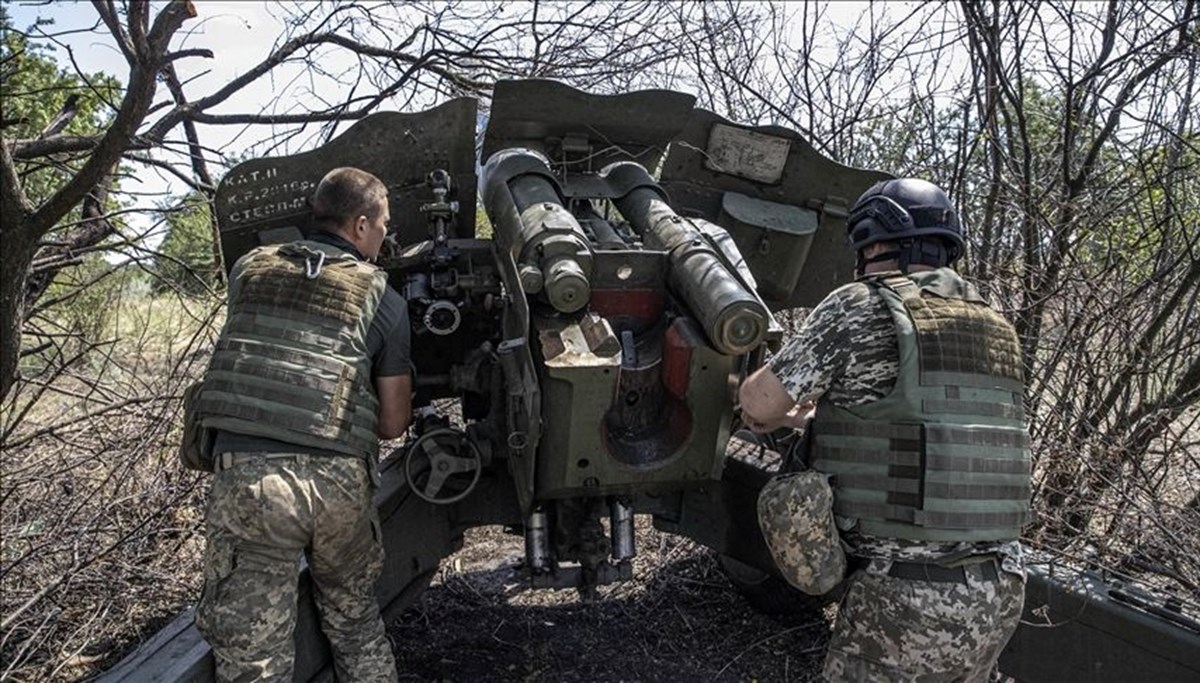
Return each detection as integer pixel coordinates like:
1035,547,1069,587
194,240,389,460
810,268,1032,542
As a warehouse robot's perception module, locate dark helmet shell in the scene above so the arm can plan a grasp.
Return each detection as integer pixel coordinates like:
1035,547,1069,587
846,178,964,263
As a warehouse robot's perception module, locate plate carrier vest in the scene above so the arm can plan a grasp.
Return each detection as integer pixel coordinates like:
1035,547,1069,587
810,268,1032,542
193,240,389,460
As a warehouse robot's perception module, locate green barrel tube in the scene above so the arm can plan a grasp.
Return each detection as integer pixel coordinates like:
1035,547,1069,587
605,162,769,355
481,149,593,313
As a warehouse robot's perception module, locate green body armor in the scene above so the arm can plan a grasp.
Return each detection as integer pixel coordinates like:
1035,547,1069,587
810,268,1032,542
193,240,388,461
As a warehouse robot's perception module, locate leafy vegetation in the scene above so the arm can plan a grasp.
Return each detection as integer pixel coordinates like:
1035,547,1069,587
152,195,221,298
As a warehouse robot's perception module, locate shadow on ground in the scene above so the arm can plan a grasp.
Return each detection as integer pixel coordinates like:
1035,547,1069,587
388,525,831,682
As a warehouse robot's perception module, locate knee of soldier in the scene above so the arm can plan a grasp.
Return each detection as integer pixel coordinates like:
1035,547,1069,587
757,470,847,595
197,588,297,656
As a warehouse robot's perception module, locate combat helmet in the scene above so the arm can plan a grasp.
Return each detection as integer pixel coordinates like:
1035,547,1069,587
846,178,964,272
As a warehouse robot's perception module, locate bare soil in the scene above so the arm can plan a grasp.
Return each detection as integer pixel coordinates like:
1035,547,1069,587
389,523,832,682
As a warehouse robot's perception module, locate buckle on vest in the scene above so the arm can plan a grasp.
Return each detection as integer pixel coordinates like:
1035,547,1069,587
304,251,327,279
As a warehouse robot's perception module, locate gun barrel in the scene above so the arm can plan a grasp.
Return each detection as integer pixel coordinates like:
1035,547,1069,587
481,149,592,313
606,162,769,355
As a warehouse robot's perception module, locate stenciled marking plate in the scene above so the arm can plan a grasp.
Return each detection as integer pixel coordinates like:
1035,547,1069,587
704,123,791,184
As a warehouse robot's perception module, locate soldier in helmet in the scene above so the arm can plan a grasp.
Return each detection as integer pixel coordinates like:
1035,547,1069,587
739,178,1030,682
191,167,411,682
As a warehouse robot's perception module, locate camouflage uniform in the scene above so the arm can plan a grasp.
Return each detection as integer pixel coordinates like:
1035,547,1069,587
197,454,398,683
760,274,1025,682
194,233,408,682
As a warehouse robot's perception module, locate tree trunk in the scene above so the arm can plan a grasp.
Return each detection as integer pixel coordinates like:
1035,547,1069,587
0,226,38,402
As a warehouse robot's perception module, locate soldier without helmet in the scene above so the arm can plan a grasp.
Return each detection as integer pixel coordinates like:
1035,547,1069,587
187,167,412,682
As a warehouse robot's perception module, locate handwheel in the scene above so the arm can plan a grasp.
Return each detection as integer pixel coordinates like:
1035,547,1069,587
403,427,483,504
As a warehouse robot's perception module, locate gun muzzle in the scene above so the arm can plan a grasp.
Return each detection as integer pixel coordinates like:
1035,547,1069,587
481,149,593,313
605,162,769,355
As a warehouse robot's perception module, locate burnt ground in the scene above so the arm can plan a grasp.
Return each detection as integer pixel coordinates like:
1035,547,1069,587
387,522,833,683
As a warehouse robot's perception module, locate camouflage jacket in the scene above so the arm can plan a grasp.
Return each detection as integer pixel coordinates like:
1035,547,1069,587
768,271,1023,571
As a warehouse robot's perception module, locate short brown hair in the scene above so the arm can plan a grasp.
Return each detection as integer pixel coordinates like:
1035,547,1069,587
311,167,388,231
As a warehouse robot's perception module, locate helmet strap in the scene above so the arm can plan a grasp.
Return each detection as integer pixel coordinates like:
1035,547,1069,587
857,248,903,274
898,245,913,274
905,238,953,270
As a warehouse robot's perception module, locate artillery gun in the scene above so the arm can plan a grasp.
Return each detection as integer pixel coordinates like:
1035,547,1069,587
209,79,879,601
100,80,1199,681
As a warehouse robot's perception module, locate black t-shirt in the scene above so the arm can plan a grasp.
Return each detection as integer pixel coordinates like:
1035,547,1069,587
213,233,411,455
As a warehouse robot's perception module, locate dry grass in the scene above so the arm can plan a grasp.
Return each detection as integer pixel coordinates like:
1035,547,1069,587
391,523,832,682
1,290,219,682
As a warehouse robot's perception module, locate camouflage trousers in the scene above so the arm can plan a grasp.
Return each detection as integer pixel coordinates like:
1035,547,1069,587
758,471,1024,681
757,471,847,595
195,452,398,683
823,559,1025,682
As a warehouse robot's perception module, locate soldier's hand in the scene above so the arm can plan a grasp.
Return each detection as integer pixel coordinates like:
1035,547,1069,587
784,401,816,429
740,400,812,434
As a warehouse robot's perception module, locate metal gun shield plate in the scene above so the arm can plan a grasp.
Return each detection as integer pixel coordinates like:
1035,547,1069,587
213,97,479,271
659,109,893,309
482,79,696,173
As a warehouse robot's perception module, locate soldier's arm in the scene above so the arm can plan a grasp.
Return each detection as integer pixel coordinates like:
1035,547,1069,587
739,285,857,432
370,287,413,440
376,374,413,439
738,367,803,433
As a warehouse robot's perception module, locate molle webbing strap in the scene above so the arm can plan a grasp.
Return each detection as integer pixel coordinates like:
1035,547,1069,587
922,372,1023,391
925,424,1029,448
835,474,921,494
211,339,357,379
833,502,1029,530
811,422,921,466
811,268,1031,542
923,398,1023,420
915,509,1030,529
923,481,1031,500
196,394,375,439
924,453,1029,475
231,304,359,338
832,501,917,524
206,355,346,395
816,421,921,440
814,447,920,467
196,241,386,458
220,317,350,351
235,257,377,330
904,290,1024,384
198,376,376,429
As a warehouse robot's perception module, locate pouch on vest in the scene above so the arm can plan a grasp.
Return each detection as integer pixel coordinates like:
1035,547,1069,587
757,470,847,595
179,380,216,472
